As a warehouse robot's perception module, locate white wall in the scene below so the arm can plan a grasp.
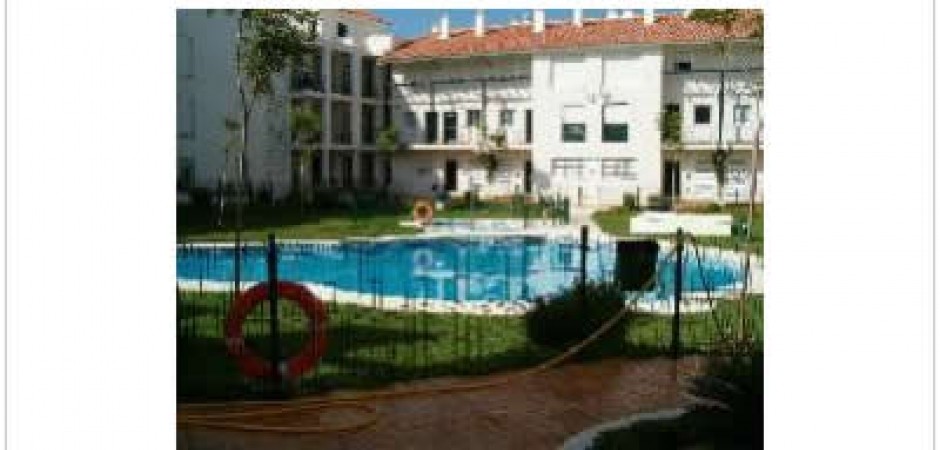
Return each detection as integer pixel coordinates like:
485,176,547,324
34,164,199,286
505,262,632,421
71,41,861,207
177,10,291,197
531,45,664,206
662,43,764,146
391,152,527,198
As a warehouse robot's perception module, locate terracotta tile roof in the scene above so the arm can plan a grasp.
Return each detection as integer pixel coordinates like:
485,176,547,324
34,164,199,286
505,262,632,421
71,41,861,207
339,9,390,26
384,14,760,63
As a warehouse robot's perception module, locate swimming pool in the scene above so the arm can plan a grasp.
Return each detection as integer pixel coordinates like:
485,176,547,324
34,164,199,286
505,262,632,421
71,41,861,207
177,236,743,304
176,236,741,302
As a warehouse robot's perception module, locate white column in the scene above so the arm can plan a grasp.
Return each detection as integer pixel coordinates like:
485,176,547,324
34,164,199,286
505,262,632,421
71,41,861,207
351,49,362,187
321,44,332,187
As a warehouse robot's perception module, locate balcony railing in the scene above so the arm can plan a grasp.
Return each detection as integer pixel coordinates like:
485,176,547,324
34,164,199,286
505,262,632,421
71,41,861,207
331,129,352,145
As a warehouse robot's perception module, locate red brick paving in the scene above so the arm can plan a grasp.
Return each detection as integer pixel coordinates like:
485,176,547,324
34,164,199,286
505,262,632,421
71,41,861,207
178,356,705,450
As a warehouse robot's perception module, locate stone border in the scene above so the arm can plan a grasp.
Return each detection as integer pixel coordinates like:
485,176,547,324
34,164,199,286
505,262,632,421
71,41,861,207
560,407,689,450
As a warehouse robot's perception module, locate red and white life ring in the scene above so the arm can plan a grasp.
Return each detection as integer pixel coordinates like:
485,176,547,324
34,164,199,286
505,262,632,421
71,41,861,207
223,281,328,379
413,200,435,226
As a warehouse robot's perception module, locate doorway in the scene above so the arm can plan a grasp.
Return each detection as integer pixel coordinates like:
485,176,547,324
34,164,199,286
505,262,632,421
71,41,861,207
662,160,681,198
445,159,458,191
341,155,354,188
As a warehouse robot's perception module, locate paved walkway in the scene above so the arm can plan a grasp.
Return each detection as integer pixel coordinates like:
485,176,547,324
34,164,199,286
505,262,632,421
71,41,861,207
178,356,705,450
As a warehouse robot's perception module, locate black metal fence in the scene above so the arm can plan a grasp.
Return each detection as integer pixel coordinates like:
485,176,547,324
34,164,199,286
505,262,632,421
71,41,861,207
177,230,763,402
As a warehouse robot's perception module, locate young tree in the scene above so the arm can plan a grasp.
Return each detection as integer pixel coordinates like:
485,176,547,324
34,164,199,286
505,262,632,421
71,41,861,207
233,9,318,195
689,9,764,345
689,9,740,207
214,9,317,299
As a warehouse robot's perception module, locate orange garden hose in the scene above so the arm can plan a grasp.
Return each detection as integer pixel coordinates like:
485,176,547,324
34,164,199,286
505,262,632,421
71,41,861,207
177,248,676,435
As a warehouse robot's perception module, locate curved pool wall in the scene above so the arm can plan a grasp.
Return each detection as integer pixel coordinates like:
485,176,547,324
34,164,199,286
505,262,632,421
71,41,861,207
177,237,743,304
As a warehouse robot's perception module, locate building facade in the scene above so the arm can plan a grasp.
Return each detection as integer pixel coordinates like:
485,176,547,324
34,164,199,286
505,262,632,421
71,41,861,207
177,9,763,206
176,9,392,199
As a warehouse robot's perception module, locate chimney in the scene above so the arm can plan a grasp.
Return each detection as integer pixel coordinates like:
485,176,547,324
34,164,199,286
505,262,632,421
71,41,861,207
438,13,450,39
475,9,485,37
572,9,583,27
533,9,545,33
643,9,655,25
606,9,619,19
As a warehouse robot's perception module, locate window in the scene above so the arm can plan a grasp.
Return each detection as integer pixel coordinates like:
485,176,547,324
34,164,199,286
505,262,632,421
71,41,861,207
425,111,439,143
361,56,377,98
561,105,586,143
177,36,194,78
177,93,195,139
467,110,481,128
337,22,349,38
177,157,195,189
291,49,323,91
525,109,533,143
733,104,751,125
674,53,692,72
601,159,637,180
360,153,375,188
602,104,629,143
443,112,457,143
404,111,417,131
551,158,585,179
562,124,585,143
499,109,514,127
331,100,352,144
331,51,352,95
694,105,711,125
361,104,376,145
383,157,393,186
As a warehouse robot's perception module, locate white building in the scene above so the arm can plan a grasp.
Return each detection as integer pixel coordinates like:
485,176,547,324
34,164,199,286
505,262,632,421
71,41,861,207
178,9,763,206
176,9,392,199
384,9,763,206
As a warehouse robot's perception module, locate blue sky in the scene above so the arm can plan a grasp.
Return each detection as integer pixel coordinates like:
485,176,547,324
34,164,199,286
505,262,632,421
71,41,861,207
373,9,680,39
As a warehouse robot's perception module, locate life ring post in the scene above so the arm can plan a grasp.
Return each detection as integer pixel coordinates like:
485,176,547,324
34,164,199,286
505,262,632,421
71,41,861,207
266,233,285,399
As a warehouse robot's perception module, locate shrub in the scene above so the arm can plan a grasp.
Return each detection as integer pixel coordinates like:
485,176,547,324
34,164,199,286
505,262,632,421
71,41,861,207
686,351,764,448
646,195,672,212
675,201,722,214
591,351,764,450
622,193,637,211
525,281,630,359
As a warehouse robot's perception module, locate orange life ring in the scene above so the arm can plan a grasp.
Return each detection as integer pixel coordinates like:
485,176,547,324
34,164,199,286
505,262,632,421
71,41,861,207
223,281,328,379
413,200,434,225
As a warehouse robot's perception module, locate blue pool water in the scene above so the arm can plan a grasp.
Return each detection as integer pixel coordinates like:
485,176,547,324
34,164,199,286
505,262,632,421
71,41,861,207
177,237,742,303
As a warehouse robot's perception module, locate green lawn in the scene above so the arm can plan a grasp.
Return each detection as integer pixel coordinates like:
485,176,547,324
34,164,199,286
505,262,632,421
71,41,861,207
592,204,763,255
177,198,549,241
178,291,762,401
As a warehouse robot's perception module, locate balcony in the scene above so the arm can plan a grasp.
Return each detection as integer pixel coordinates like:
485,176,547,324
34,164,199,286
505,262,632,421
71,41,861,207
405,128,531,152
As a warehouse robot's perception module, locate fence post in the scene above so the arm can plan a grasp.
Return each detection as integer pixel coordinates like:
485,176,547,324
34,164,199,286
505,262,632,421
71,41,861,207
672,228,683,360
580,225,589,308
267,233,284,397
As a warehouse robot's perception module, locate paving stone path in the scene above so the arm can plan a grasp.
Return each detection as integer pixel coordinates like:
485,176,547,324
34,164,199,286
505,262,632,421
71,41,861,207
178,356,705,450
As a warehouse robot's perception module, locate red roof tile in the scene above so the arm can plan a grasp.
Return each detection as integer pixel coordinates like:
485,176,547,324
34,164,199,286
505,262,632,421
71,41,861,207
384,14,760,63
339,9,390,26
